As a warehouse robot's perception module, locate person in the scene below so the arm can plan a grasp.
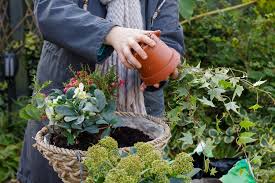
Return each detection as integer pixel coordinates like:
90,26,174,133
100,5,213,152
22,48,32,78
17,0,184,182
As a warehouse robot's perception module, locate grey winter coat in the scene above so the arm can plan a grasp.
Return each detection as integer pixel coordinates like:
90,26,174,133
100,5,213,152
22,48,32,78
17,0,184,183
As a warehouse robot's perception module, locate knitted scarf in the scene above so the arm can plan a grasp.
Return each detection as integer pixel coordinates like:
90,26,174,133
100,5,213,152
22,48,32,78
98,0,146,114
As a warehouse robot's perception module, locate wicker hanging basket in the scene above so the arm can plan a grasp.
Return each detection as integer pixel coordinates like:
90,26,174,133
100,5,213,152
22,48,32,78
34,112,171,183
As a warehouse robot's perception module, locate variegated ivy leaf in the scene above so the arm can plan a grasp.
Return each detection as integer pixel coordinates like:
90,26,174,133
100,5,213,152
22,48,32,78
233,85,244,100
178,131,193,145
224,136,235,144
253,80,267,87
204,70,213,80
198,97,216,107
229,77,240,87
209,129,218,137
207,88,226,101
211,74,229,86
224,102,240,114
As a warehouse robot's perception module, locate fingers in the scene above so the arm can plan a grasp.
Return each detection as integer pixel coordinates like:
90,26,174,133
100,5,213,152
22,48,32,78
128,39,147,60
138,34,156,47
123,47,142,69
171,68,179,80
117,52,134,69
153,83,160,88
140,82,147,92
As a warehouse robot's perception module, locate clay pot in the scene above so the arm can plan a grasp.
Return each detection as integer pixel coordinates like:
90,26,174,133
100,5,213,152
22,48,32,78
134,32,180,86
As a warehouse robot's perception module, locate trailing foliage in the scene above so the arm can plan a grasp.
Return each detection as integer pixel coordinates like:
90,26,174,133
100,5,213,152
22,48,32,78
165,63,274,180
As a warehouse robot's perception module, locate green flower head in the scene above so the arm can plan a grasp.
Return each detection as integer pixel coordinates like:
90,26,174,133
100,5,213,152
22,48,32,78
84,145,113,178
98,136,118,151
134,142,162,168
104,168,138,183
153,175,170,183
171,152,194,175
116,155,144,178
134,142,155,155
150,159,172,176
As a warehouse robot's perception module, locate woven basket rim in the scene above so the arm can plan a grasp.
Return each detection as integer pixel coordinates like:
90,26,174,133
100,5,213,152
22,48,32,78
35,112,171,158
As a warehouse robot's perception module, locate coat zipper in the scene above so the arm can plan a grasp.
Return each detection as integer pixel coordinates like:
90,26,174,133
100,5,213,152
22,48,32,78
150,0,166,28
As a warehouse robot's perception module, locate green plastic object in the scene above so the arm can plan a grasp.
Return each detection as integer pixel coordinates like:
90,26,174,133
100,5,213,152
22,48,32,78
220,159,256,183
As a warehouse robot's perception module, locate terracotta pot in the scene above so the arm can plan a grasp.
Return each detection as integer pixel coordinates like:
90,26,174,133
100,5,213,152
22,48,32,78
134,33,180,86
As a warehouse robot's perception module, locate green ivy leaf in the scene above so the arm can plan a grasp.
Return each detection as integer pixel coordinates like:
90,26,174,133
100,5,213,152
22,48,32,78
219,80,233,89
177,87,189,97
210,167,218,176
237,132,257,145
198,97,215,107
239,118,256,130
249,104,262,111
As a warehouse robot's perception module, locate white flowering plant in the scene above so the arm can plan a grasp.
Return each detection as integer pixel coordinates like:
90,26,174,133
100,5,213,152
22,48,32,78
20,70,122,145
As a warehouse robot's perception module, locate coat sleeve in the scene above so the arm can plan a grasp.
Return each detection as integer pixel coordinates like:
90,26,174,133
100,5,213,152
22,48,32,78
33,0,115,63
151,0,185,55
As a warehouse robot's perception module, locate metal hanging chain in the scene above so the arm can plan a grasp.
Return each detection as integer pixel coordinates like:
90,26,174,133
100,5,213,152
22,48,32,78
83,0,89,11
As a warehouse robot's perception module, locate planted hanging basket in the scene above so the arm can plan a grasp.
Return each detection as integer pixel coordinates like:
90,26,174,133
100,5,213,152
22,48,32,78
34,112,171,183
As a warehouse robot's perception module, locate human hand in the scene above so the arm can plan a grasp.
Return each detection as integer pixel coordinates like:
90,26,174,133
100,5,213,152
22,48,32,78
140,67,179,92
105,26,160,69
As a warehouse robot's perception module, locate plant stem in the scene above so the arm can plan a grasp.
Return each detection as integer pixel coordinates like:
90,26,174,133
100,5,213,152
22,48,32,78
180,0,257,25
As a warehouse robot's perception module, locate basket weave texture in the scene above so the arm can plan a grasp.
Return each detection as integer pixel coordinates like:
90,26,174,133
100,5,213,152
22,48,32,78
34,112,171,183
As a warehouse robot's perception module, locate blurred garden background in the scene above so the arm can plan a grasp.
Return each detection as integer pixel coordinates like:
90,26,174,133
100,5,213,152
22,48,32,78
0,0,274,182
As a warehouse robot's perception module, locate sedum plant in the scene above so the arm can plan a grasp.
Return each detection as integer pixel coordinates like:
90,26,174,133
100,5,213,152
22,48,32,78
84,137,195,183
20,69,122,145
